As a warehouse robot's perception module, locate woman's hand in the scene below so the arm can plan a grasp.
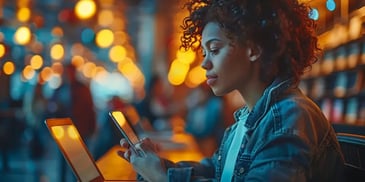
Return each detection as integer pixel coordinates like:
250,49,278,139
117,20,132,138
117,137,167,182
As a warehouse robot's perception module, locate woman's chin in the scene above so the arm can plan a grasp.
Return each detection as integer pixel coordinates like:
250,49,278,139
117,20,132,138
211,88,225,96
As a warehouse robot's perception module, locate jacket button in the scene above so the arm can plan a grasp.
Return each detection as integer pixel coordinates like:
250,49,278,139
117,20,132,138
218,155,222,161
239,167,245,174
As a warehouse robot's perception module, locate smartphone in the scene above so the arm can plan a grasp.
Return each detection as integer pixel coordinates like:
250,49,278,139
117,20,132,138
109,111,144,156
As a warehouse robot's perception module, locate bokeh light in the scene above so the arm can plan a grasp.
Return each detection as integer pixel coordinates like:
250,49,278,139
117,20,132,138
52,27,64,37
185,65,206,88
50,43,65,61
75,0,97,20
71,55,85,68
98,9,114,26
40,67,53,82
51,62,64,75
309,8,319,20
48,74,62,89
81,28,95,44
326,0,336,11
17,7,31,22
176,49,196,65
3,61,15,75
95,29,114,48
0,44,6,58
30,54,43,70
109,45,127,63
22,65,36,80
168,60,190,86
14,26,31,45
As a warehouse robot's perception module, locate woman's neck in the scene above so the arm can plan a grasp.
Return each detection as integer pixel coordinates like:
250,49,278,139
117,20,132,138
239,80,270,111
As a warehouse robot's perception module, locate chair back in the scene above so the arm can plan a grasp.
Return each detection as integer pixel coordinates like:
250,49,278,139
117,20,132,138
336,132,365,181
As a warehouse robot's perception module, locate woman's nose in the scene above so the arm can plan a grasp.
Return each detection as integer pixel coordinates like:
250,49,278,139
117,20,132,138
201,58,212,70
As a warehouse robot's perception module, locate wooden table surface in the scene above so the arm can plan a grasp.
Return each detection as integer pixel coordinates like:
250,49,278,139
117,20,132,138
96,132,205,181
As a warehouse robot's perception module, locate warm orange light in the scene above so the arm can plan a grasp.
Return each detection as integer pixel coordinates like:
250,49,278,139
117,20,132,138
98,9,114,26
176,49,196,65
52,27,64,37
30,55,43,70
51,62,64,75
52,126,65,139
3,61,15,75
75,0,97,20
71,55,85,68
82,62,96,78
114,31,127,45
185,65,206,88
40,67,53,81
94,66,106,76
22,65,36,80
50,43,64,60
17,0,30,7
67,126,79,140
117,58,145,88
0,44,5,58
95,29,114,48
99,0,114,5
168,60,190,86
17,7,31,22
109,45,127,63
14,26,31,45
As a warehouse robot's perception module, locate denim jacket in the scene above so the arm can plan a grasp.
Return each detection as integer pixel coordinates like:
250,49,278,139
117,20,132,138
162,77,345,182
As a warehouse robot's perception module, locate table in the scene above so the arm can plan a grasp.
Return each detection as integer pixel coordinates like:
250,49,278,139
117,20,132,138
96,133,205,180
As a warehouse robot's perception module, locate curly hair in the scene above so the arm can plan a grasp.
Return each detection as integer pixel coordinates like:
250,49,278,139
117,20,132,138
180,0,321,83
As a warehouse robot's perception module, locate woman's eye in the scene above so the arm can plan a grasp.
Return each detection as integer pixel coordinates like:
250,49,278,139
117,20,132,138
210,49,219,55
201,50,206,57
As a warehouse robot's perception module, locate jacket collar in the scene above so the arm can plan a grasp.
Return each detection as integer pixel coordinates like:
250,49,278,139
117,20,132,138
233,77,295,129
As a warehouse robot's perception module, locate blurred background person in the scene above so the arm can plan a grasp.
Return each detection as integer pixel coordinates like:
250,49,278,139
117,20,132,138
0,73,25,172
22,81,48,181
136,75,178,131
185,84,224,156
92,95,126,160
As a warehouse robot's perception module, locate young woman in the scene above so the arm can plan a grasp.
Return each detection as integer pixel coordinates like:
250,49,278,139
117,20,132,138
118,0,345,181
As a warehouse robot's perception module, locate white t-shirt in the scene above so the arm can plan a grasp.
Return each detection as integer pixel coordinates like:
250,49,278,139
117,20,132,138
220,113,249,182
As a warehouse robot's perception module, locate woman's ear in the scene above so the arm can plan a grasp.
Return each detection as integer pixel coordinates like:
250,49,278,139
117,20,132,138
246,42,262,62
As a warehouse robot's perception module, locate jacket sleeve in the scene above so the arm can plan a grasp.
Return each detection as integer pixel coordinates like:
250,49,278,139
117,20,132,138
165,157,216,182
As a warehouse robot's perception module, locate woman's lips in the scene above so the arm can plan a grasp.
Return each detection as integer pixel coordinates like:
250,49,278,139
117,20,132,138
206,74,217,86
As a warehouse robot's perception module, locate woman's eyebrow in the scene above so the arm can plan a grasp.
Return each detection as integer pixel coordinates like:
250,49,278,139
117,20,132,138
202,38,221,48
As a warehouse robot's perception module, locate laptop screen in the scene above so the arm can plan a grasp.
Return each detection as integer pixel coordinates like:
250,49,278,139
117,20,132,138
46,118,103,182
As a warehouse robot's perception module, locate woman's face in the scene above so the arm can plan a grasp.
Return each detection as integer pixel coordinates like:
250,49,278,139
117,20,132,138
201,22,256,96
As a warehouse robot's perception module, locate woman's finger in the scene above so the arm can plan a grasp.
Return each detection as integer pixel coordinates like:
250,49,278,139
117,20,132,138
138,137,160,152
116,149,131,162
120,138,130,148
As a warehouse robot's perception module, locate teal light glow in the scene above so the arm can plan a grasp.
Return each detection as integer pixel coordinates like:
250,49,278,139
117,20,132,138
81,28,95,44
309,8,319,20
326,0,336,11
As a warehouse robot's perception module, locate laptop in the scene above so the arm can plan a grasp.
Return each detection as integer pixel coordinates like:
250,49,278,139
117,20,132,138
44,117,136,182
